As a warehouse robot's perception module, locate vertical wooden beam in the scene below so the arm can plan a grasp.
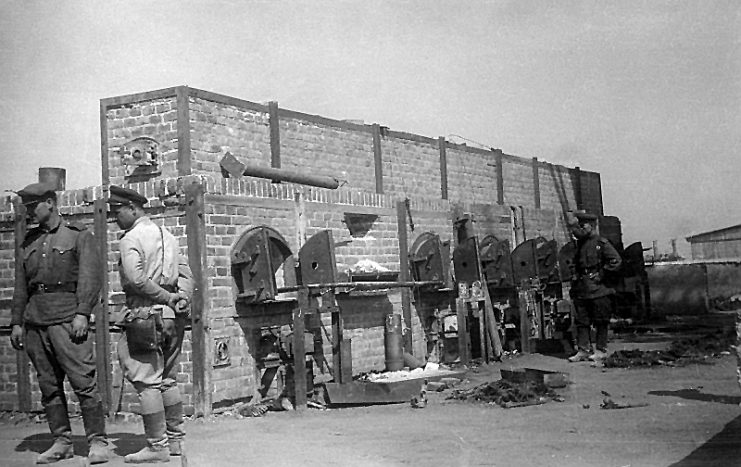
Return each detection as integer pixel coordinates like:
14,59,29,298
573,166,583,210
294,288,308,411
518,290,532,353
372,124,383,194
455,297,470,365
438,137,448,200
396,201,412,353
184,182,210,416
269,101,281,169
532,157,541,209
93,198,111,413
176,86,192,176
99,101,110,185
13,199,31,412
594,172,604,215
495,150,504,205
331,306,345,383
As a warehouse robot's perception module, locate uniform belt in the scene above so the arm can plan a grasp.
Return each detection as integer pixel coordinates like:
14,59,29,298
30,282,77,295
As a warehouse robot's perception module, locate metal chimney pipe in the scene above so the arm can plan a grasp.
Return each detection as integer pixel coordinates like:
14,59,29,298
38,167,66,191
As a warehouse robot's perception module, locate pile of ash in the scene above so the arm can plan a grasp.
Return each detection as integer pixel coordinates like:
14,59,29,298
446,379,561,408
604,331,735,368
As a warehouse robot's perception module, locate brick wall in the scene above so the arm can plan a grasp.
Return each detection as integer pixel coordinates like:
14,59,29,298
106,96,180,186
102,87,601,216
0,85,606,413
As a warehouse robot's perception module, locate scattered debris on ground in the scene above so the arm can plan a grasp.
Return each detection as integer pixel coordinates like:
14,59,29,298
410,387,428,409
357,362,461,383
446,379,562,408
599,398,649,410
0,411,44,425
603,331,735,368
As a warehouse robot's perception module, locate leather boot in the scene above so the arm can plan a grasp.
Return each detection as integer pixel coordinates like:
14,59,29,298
81,401,110,464
88,438,111,464
36,438,74,464
37,404,73,464
162,385,185,456
568,349,591,362
124,412,170,463
168,439,182,456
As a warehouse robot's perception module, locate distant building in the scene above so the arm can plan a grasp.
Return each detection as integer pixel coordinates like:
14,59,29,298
686,224,741,260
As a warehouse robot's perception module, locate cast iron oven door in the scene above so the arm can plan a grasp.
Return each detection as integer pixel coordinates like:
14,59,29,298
232,226,295,303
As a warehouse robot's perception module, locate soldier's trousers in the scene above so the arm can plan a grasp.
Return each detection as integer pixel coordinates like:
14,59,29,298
573,295,614,352
25,322,105,441
736,311,741,392
118,315,187,446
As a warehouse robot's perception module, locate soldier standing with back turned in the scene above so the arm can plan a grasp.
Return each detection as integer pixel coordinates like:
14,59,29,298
566,211,622,363
11,182,110,464
107,185,193,463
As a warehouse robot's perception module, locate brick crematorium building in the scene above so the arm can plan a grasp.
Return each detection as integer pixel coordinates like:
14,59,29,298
0,86,604,416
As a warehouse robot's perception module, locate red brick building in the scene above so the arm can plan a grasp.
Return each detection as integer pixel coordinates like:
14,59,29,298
0,86,604,416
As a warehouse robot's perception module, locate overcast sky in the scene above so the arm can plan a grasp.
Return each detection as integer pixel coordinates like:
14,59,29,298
1,0,738,252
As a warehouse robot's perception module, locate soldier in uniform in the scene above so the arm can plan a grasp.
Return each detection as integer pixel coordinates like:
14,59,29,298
107,185,193,464
566,211,622,363
11,182,110,464
737,311,741,404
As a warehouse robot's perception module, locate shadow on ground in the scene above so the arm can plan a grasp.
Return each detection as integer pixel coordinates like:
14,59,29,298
668,414,741,467
648,388,741,405
15,432,147,457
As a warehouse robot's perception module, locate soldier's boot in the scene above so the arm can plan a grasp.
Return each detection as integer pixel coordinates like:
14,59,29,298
589,349,608,362
123,411,170,463
37,404,73,464
162,386,185,457
569,326,592,362
568,349,591,362
81,401,110,464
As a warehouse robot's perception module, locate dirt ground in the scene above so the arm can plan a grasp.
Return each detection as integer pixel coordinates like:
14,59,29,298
2,319,740,467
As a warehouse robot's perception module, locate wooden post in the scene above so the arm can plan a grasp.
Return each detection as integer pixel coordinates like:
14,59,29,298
455,297,470,365
495,150,504,205
477,301,487,361
573,166,583,211
439,137,448,200
93,198,111,413
13,199,31,412
293,288,308,410
99,100,110,184
481,287,504,358
176,86,192,176
532,157,541,209
184,182,211,417
518,290,531,353
269,101,281,169
331,300,345,383
396,201,413,353
372,124,383,194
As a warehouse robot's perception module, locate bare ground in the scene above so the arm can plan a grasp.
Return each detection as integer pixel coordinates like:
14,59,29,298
2,330,740,467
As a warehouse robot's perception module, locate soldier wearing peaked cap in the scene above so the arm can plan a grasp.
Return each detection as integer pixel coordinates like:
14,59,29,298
565,210,622,364
11,182,110,464
107,185,194,463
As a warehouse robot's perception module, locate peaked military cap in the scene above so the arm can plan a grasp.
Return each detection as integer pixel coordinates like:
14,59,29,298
107,185,148,206
17,182,58,203
574,211,598,222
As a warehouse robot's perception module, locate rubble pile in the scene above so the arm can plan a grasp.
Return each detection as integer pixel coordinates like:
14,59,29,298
604,332,735,368
446,379,560,408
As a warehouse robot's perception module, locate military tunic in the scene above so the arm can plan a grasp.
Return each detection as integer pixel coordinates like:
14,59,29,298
570,231,622,352
116,216,194,389
11,215,102,409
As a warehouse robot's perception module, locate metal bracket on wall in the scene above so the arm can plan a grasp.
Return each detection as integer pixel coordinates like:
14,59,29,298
120,136,161,178
214,337,231,367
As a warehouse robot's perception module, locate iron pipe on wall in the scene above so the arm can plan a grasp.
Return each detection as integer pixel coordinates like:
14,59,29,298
220,152,341,189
